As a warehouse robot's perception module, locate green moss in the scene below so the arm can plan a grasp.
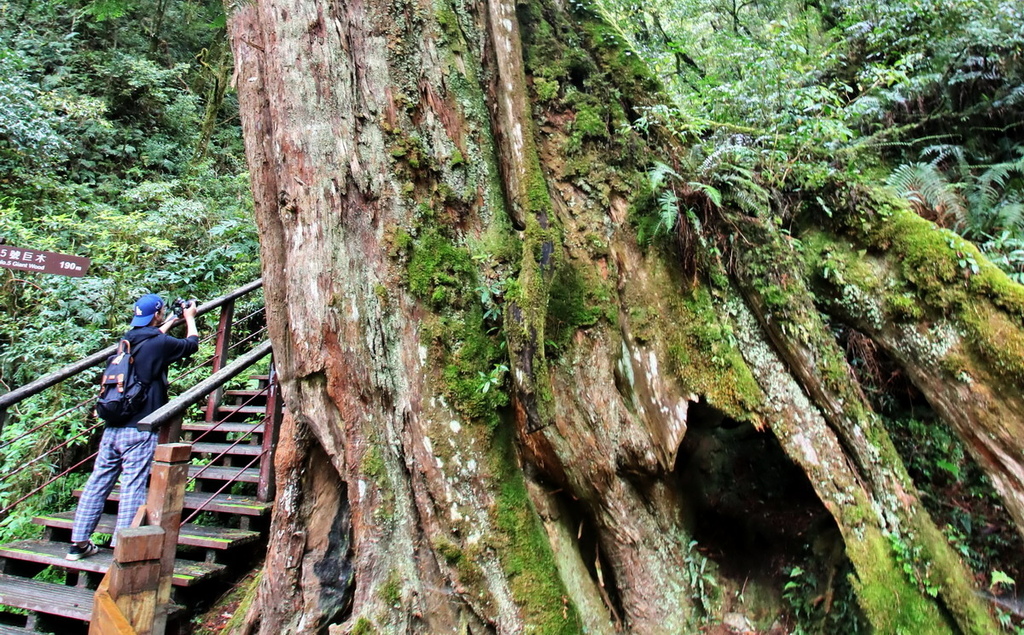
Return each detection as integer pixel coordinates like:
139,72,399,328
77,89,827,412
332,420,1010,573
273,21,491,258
908,513,1000,634
487,423,582,634
505,211,561,428
351,617,377,635
664,286,764,421
884,292,924,321
787,207,1002,633
533,76,560,102
361,445,384,478
407,228,476,310
379,570,402,607
831,196,1024,383
574,12,663,100
420,308,508,427
568,97,608,144
432,536,464,565
434,3,466,56
845,525,952,635
197,571,261,635
545,261,610,352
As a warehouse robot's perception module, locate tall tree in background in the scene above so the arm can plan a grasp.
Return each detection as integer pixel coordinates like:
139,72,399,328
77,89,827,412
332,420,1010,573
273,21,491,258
226,0,1023,632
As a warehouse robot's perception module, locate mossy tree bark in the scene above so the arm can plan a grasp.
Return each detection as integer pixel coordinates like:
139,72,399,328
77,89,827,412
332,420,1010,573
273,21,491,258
226,0,1015,632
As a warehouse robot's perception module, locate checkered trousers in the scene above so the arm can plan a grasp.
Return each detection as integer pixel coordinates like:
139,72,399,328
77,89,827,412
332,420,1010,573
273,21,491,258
71,425,159,545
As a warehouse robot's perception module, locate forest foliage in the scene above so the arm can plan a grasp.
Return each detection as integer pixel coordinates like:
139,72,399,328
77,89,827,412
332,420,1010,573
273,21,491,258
606,0,1023,265
0,0,257,386
0,0,258,540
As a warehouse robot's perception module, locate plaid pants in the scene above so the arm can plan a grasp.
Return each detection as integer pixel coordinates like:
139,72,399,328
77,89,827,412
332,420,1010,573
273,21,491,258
71,425,159,546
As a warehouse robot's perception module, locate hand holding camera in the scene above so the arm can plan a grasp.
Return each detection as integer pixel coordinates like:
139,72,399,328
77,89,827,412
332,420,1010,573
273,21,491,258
171,298,199,319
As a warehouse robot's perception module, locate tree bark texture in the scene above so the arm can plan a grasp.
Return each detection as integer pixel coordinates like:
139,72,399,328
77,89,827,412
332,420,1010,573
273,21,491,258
227,0,1014,632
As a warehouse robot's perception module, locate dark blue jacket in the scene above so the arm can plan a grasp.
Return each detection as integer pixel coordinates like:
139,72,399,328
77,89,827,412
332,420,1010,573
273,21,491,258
117,326,199,428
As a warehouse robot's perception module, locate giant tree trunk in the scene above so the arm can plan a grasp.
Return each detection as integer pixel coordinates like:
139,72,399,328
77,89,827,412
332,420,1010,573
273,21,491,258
225,0,1020,632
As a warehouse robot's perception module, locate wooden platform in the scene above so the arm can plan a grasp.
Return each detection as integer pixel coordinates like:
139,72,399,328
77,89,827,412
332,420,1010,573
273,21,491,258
214,404,267,416
222,389,269,399
32,513,261,551
0,540,225,587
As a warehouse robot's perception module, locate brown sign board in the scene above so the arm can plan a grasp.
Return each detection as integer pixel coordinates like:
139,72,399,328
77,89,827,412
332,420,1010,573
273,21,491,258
0,245,91,277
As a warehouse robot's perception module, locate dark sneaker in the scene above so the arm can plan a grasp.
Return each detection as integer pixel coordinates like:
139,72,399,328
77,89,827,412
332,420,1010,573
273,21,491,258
66,542,99,561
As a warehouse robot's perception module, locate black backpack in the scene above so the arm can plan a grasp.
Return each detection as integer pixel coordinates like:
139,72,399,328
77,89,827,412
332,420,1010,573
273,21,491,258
96,336,154,424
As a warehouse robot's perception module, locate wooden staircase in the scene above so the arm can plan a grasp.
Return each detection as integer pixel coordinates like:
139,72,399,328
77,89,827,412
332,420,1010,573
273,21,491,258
0,378,277,634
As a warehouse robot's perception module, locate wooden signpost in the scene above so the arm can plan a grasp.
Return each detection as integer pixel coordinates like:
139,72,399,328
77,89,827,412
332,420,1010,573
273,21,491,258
0,245,91,277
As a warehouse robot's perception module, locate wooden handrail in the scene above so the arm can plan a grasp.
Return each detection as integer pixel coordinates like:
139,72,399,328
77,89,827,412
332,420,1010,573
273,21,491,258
0,279,263,413
136,340,273,433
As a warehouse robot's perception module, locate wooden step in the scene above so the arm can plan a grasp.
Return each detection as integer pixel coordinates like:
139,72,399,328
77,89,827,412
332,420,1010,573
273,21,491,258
188,465,260,483
0,540,225,587
33,514,261,551
192,442,264,457
179,491,270,516
222,389,269,399
214,404,266,417
74,489,272,517
0,624,38,634
0,573,92,621
181,421,265,434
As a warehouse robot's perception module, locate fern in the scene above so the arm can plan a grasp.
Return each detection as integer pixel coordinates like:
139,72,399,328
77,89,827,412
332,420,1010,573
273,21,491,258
887,162,967,225
962,149,1024,237
921,144,968,171
688,182,722,208
649,161,682,191
655,189,680,237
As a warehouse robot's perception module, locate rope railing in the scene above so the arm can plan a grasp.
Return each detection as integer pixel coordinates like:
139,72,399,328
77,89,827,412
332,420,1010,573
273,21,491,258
0,395,94,452
225,325,269,355
0,278,263,418
136,340,272,432
234,306,266,325
0,449,100,517
0,419,103,487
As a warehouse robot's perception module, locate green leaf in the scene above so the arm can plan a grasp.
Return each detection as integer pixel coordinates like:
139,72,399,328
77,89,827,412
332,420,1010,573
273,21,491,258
935,460,961,479
990,570,1016,590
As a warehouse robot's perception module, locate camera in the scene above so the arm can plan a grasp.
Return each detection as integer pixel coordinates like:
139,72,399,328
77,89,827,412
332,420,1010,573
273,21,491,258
171,298,196,318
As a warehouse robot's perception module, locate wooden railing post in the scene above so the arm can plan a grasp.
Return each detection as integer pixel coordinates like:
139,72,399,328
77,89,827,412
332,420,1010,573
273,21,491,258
145,443,191,635
89,525,165,634
156,415,184,446
205,298,236,422
257,362,282,503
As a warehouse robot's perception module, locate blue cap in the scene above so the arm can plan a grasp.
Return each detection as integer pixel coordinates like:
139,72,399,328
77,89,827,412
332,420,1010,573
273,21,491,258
131,294,165,327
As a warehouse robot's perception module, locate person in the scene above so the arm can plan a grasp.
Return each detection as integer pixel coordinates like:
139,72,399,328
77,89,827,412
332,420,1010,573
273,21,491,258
66,293,199,560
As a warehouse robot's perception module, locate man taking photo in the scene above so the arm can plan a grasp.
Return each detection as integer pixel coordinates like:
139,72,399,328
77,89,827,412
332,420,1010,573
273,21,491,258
66,293,199,560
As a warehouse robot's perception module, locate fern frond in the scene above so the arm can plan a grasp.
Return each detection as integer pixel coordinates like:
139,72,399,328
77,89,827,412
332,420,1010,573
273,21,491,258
648,161,681,191
995,203,1024,234
655,189,680,237
921,144,968,173
887,162,967,223
689,182,722,208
